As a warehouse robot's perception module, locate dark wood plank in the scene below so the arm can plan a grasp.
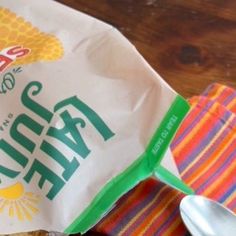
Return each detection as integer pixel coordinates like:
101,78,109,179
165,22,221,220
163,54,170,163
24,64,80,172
55,0,236,98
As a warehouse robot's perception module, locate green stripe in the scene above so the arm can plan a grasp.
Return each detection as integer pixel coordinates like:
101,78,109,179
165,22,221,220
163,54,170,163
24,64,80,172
65,95,192,234
154,165,194,195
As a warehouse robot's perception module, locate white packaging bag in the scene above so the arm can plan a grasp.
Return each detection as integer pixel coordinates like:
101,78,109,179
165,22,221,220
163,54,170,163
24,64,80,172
0,0,192,234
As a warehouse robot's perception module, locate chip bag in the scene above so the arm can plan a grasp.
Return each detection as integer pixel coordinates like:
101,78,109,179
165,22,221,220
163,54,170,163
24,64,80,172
0,0,192,234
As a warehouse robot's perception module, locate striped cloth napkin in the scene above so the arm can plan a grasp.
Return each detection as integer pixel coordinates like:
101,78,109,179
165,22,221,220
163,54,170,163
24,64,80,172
89,83,236,236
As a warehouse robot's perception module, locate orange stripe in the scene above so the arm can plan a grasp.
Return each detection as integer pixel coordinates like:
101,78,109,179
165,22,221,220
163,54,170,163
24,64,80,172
174,97,211,144
190,135,236,190
206,173,235,201
144,193,183,235
227,97,236,112
131,188,176,235
180,114,233,177
203,161,236,196
96,180,148,232
225,196,236,213
214,88,230,104
224,192,236,209
173,97,200,135
188,96,201,105
206,84,236,112
164,217,184,236
207,84,225,100
185,124,235,185
173,103,218,156
118,185,169,235
142,195,177,235
175,113,216,161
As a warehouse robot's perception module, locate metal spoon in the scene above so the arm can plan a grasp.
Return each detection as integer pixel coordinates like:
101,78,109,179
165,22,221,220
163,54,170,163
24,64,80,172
180,195,236,236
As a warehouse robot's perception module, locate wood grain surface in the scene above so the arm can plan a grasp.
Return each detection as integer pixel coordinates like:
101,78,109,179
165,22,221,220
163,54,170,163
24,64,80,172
55,0,236,98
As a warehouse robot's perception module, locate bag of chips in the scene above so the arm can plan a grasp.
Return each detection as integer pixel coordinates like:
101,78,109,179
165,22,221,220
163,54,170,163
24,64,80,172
0,0,192,234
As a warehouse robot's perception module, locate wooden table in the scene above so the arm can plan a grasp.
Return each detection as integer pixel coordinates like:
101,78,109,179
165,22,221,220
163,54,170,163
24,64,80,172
55,0,236,98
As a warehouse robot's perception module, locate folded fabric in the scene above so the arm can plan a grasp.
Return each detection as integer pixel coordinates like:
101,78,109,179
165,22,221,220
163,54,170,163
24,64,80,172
89,83,236,236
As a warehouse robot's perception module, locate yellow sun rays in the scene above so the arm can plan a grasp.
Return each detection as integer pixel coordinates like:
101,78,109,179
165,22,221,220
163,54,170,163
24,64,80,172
0,182,40,221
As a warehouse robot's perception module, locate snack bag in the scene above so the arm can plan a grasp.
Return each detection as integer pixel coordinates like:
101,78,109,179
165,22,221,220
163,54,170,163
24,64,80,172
0,0,192,234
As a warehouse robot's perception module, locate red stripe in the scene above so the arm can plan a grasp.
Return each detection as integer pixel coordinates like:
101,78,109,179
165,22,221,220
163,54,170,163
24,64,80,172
172,97,208,144
176,101,228,166
227,198,236,212
190,138,236,191
170,219,188,236
205,169,235,202
175,115,218,165
144,193,183,235
180,116,232,181
216,87,235,105
205,84,236,112
182,125,234,183
123,186,172,235
214,87,230,104
99,179,157,232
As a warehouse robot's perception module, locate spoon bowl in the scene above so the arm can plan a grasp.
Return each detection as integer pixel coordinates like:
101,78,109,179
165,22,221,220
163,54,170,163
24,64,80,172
180,195,236,236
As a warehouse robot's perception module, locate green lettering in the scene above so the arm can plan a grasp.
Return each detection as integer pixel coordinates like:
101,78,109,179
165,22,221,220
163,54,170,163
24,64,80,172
10,114,44,153
0,139,28,178
54,96,115,141
24,159,65,200
47,110,90,158
0,165,19,178
0,139,28,167
40,141,79,181
21,81,53,123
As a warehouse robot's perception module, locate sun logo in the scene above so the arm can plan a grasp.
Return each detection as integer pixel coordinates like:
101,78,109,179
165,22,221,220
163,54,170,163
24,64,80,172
0,7,64,221
0,182,40,221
